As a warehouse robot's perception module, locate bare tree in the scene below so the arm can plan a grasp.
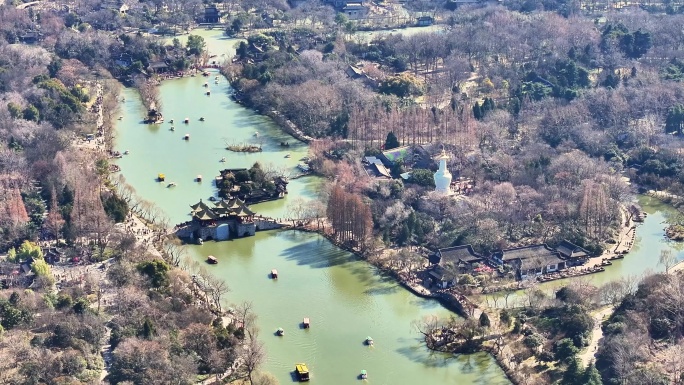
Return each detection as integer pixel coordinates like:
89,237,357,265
659,249,677,274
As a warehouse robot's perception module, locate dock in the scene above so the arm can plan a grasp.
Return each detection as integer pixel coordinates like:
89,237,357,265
271,269,278,279
303,317,310,328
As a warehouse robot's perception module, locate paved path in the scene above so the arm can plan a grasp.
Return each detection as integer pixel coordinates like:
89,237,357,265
579,306,613,367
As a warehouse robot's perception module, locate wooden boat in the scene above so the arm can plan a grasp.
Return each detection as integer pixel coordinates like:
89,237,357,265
277,327,284,336
303,318,310,329
207,255,217,264
295,363,310,381
157,173,165,182
360,369,368,379
365,337,373,346
271,269,278,279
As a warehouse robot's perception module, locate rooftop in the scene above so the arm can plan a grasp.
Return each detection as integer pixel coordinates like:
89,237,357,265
497,244,559,262
437,244,483,264
556,240,591,259
190,198,255,220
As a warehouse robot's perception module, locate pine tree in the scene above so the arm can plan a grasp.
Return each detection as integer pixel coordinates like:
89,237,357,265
479,312,491,327
582,363,603,385
384,131,400,150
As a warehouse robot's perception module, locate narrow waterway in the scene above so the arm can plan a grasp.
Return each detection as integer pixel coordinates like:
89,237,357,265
113,61,510,383
482,195,684,307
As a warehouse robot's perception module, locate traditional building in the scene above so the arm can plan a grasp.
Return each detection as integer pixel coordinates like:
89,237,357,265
434,149,452,194
203,4,220,23
179,198,257,241
434,244,484,273
555,240,592,266
492,244,566,280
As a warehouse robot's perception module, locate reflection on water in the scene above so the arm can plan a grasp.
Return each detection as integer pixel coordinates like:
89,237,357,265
113,43,510,384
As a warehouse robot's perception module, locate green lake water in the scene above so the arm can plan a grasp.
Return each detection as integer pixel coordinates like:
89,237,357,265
484,195,684,307
113,61,510,384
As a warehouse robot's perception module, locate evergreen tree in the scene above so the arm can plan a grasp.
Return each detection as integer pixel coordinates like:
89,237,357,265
473,101,483,120
479,312,491,327
384,132,400,150
666,104,684,134
397,223,410,246
561,356,584,385
582,363,603,385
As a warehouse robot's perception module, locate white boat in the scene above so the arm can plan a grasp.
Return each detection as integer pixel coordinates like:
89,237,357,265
167,182,177,187
220,157,226,162
366,337,373,346
170,126,175,131
284,153,291,158
123,150,130,155
118,116,123,120
199,117,205,121
184,134,190,140
276,328,284,336
254,131,259,137
169,119,174,124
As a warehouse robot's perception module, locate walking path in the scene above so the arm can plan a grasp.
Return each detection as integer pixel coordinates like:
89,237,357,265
579,306,613,367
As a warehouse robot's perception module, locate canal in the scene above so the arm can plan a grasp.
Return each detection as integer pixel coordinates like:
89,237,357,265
113,47,510,384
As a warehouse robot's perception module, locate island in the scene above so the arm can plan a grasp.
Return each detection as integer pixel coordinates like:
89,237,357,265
215,162,288,204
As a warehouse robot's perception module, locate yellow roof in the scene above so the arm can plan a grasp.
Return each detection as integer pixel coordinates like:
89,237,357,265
295,363,308,373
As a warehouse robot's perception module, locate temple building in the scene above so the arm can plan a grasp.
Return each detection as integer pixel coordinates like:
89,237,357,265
433,149,452,194
177,198,257,241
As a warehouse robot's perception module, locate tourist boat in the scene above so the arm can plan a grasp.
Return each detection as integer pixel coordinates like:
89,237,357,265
220,157,226,162
170,126,175,131
199,117,205,121
206,90,211,95
197,237,204,245
277,327,284,336
184,118,189,124
196,175,202,182
285,154,291,158
302,317,310,329
365,337,373,346
271,269,278,279
203,82,208,87
360,370,368,380
169,119,174,124
167,182,177,187
295,363,309,381
207,255,218,264
157,173,165,182
123,150,129,155
184,134,190,140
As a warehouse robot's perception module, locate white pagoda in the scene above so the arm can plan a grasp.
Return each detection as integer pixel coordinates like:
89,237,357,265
434,149,452,195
